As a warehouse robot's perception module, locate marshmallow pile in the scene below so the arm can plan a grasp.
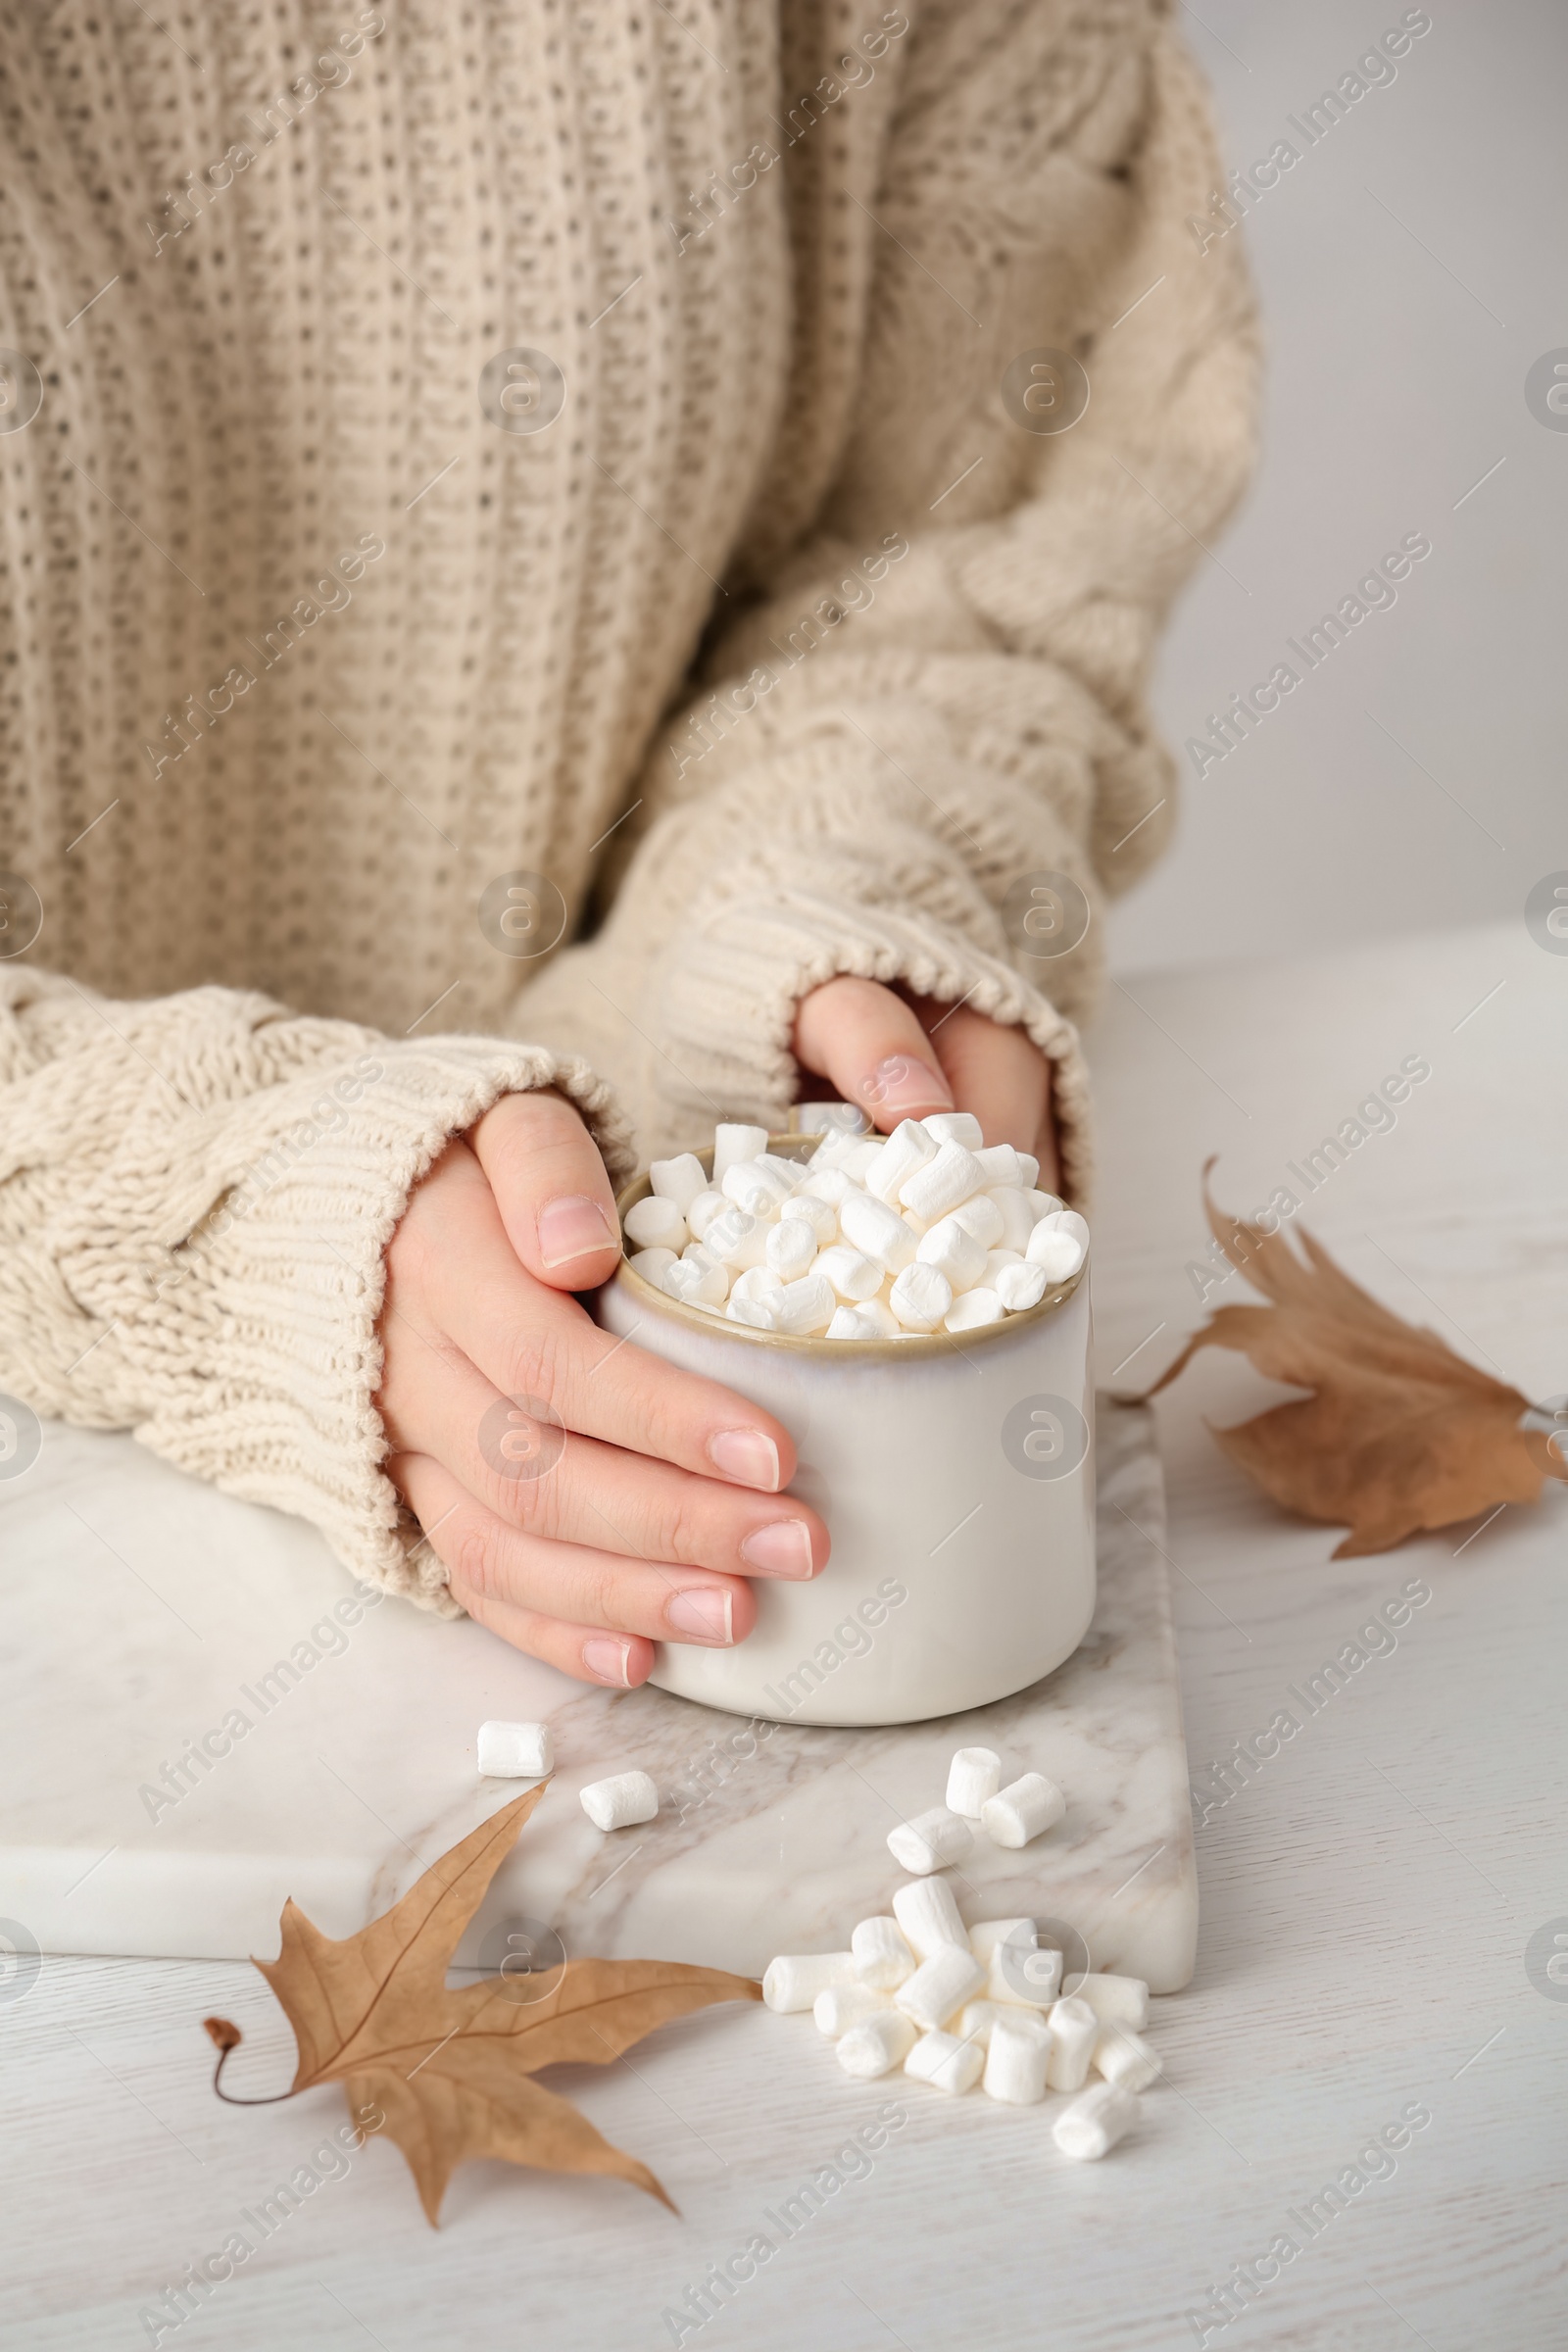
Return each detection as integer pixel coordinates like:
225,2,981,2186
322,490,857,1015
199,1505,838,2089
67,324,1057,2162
763,1745,1160,2158
622,1116,1088,1340
764,1880,1158,2160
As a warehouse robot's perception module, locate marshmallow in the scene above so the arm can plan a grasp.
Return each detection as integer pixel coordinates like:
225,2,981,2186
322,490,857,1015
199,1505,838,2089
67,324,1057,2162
826,1305,880,1340
685,1187,728,1241
779,1191,837,1245
972,1145,1025,1189
892,1877,968,1961
730,1265,783,1303
889,1262,953,1333
1054,2081,1139,2161
985,1186,1036,1255
762,1951,857,2012
945,1747,1002,1818
580,1770,659,1832
864,1118,938,1204
765,1217,818,1281
841,1139,885,1183
946,1287,1004,1333
1027,1226,1087,1285
476,1720,553,1778
916,1213,988,1294
704,1208,771,1271
712,1122,769,1181
722,1158,795,1218
1045,1995,1100,2091
1016,1154,1040,1188
857,1296,900,1337
852,1916,916,1990
905,2029,984,2094
949,1192,1004,1250
726,1293,781,1330
759,1152,808,1189
628,1247,678,1287
1094,2028,1162,2091
623,1194,687,1252
900,1141,986,1223
981,1772,1066,1849
838,1188,917,1274
895,1944,987,2031
922,1111,984,1149
1027,1189,1065,1221
836,2010,917,2079
1072,1973,1151,2033
983,2009,1052,2105
815,1244,883,1301
984,1928,1062,2011
814,1983,893,2037
649,1153,707,1213
774,1271,836,1336
664,1248,728,1307
994,1259,1049,1313
956,1999,1004,2047
886,1804,971,1874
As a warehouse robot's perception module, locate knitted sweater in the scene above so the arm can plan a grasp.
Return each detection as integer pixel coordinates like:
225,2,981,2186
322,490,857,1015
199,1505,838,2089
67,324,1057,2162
0,0,1256,1603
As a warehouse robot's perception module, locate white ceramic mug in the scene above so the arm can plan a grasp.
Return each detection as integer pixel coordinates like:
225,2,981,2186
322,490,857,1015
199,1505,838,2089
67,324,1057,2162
593,1137,1096,1727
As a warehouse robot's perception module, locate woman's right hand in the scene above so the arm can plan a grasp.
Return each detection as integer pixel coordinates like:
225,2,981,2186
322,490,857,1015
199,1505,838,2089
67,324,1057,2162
375,1090,828,1686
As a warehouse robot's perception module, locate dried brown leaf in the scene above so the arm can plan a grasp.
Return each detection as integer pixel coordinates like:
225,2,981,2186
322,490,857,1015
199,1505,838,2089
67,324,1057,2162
1129,1163,1553,1556
220,1784,758,2222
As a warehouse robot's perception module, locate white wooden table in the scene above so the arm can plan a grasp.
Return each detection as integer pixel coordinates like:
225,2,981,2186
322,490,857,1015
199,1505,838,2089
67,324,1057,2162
4,917,1565,2352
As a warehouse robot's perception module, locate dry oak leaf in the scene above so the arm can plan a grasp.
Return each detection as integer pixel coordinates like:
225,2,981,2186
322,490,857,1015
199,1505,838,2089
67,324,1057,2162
1129,1163,1558,1557
205,1782,759,2223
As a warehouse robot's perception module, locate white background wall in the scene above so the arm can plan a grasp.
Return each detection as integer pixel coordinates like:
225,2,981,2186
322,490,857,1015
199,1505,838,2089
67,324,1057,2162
1105,0,1568,977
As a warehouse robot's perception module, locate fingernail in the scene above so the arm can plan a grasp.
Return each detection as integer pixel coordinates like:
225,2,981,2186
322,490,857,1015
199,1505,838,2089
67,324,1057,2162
538,1195,617,1269
739,1518,816,1579
861,1054,952,1118
665,1587,734,1642
582,1636,634,1685
708,1428,782,1491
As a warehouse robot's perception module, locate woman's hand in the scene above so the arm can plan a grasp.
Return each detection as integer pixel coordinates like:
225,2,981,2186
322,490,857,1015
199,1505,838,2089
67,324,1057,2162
793,975,1059,1187
375,1091,828,1687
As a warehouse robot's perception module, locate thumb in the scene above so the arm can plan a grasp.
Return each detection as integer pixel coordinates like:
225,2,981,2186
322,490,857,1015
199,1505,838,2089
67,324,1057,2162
793,976,955,1132
469,1089,623,1291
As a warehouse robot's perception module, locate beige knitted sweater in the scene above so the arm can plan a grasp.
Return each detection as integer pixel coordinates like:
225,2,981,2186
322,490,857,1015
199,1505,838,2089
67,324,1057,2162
0,0,1255,1603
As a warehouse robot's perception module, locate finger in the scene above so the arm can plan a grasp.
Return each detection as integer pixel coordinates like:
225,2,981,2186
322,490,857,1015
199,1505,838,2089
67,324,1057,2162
792,975,955,1131
914,1000,1051,1155
394,1451,760,1657
470,1088,623,1292
382,1327,824,1577
397,1142,807,1494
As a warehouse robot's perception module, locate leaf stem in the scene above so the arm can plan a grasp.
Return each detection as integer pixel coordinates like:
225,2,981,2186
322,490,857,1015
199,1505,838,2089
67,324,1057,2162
210,2042,296,2105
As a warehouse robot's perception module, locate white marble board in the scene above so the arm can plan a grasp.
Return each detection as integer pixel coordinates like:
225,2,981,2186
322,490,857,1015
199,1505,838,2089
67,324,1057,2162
0,1397,1195,1990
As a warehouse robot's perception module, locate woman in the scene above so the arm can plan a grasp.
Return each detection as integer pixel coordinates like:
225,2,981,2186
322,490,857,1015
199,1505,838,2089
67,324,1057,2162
0,0,1255,1684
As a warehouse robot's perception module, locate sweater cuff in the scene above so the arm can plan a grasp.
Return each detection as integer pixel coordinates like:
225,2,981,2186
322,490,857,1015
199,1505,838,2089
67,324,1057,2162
56,1034,632,1612
657,887,1094,1210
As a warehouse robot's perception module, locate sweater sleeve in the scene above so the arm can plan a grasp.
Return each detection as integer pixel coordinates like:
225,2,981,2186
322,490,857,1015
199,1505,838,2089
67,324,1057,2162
514,7,1258,1202
0,966,631,1608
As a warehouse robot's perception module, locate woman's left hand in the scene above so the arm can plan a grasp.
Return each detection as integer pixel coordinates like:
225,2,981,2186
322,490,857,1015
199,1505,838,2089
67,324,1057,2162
792,974,1059,1192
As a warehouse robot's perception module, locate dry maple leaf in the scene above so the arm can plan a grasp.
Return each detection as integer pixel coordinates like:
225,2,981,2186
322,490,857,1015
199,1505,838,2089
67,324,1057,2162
204,1783,759,2223
1126,1162,1562,1556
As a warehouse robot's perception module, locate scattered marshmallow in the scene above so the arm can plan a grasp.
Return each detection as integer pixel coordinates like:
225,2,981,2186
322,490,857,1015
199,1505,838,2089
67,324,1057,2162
986,1186,1036,1255
1045,1996,1100,2092
685,1188,728,1241
814,1983,893,2037
922,1111,984,1148
579,1770,659,1832
889,1261,953,1333
827,1305,880,1340
476,1720,553,1778
779,1191,837,1245
957,1999,1004,2047
900,1141,986,1224
905,2029,985,2094
762,1951,857,2013
1054,2081,1140,2161
649,1153,707,1213
815,1243,883,1301
916,1212,988,1294
984,2008,1052,2105
664,1248,728,1307
1094,2029,1162,2092
950,1192,1005,1250
981,1772,1066,1849
852,1916,916,1990
712,1122,769,1181
703,1207,770,1271
945,1747,1002,1818
774,1271,837,1335
864,1117,938,1203
1071,1973,1151,2033
628,1247,678,1287
892,1878,967,1961
994,1259,1048,1313
838,1188,917,1275
894,1944,986,2032
837,2011,917,2079
886,1805,972,1875
946,1287,1004,1333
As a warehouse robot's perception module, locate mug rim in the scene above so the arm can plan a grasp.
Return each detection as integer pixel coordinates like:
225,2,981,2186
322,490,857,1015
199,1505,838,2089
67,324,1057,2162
607,1132,1086,1358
